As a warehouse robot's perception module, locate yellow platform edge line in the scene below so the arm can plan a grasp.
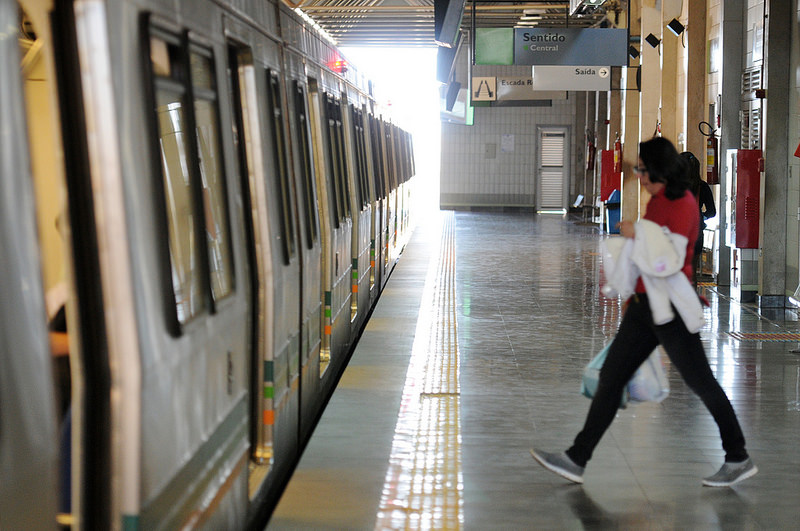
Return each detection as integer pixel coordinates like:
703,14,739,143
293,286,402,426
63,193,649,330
375,212,463,530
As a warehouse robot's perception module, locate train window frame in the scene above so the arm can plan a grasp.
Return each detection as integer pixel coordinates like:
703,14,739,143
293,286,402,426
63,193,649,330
318,103,337,229
322,93,344,226
147,28,207,328
352,106,371,207
391,125,399,187
189,44,236,304
369,115,386,201
331,98,351,220
385,125,396,191
348,104,365,209
265,68,296,264
292,80,319,248
144,23,235,333
360,111,375,204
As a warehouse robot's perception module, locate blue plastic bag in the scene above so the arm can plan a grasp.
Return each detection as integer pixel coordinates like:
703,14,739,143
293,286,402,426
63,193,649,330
581,343,628,408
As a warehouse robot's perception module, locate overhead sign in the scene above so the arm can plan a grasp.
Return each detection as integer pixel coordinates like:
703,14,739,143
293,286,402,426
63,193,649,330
514,28,628,66
531,66,611,91
471,77,497,101
496,77,567,100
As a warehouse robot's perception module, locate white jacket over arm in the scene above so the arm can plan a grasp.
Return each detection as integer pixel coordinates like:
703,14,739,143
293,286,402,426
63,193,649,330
601,219,705,333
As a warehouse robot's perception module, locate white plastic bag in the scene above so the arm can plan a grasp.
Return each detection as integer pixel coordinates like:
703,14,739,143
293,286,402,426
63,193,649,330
627,348,670,403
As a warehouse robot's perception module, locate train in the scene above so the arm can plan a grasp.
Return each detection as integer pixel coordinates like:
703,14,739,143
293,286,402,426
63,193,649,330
0,0,416,528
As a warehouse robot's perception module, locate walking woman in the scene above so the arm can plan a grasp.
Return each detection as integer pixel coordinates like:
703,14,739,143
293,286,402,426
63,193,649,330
531,137,757,487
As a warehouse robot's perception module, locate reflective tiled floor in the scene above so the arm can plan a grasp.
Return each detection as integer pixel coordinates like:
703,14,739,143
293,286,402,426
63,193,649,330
270,210,800,530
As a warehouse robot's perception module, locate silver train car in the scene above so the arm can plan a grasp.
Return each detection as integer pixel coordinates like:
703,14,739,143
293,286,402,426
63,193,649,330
0,0,416,528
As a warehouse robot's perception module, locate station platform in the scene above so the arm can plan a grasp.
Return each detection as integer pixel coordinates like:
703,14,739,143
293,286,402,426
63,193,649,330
268,210,800,530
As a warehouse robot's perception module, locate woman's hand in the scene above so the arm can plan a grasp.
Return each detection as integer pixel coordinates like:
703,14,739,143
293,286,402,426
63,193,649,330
618,220,635,239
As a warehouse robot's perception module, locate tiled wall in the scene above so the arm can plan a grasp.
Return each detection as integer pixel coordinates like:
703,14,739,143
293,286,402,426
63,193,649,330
439,62,580,209
440,97,579,209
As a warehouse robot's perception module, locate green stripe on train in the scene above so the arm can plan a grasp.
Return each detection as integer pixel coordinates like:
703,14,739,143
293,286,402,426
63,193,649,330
123,515,139,531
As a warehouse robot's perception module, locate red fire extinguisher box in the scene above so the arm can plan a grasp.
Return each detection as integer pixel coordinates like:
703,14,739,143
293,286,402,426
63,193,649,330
600,150,621,201
731,149,761,249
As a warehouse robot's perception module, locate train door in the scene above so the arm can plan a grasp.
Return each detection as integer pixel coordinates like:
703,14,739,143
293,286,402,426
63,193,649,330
343,99,372,331
139,14,251,527
402,129,417,241
395,127,411,247
320,92,353,372
367,114,388,294
226,38,276,499
307,77,335,375
283,50,323,441
8,1,123,527
225,22,305,512
0,2,61,528
385,123,401,264
537,127,570,212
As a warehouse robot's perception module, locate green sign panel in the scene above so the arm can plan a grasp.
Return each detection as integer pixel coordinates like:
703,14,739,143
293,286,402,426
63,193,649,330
475,28,514,65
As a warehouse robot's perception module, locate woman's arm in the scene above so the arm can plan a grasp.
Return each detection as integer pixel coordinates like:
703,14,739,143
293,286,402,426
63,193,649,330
618,219,635,239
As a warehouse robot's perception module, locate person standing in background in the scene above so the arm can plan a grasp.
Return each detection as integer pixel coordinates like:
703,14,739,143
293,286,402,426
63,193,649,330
681,151,716,285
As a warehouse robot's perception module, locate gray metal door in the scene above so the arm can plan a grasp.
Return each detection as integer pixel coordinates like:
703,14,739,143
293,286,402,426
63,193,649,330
538,128,568,211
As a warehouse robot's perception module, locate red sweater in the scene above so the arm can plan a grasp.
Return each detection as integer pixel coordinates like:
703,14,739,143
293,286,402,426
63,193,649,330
635,188,699,293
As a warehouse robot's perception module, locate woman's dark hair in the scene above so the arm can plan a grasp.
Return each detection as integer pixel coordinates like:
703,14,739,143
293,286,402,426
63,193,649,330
680,151,702,197
639,137,690,200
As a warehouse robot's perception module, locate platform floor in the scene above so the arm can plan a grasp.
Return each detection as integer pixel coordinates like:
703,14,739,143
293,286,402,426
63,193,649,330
269,210,800,530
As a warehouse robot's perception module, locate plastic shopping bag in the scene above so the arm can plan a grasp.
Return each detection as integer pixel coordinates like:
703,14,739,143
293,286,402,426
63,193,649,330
627,348,670,403
581,343,628,408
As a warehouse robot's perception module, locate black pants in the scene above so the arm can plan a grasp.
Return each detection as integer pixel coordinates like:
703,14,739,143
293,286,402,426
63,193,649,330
566,294,748,467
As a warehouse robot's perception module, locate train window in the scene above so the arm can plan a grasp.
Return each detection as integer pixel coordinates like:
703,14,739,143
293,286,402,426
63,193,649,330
349,105,366,208
362,116,374,203
319,94,339,227
369,116,386,200
323,94,344,224
150,33,206,323
292,81,319,247
405,132,412,181
190,49,234,301
150,37,173,77
148,29,236,325
331,99,351,219
399,131,407,183
354,108,372,205
348,106,362,207
409,132,416,177
266,69,295,264
385,126,396,190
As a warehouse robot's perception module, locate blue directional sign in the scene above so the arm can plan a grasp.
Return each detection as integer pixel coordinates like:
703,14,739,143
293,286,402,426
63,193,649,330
514,28,628,66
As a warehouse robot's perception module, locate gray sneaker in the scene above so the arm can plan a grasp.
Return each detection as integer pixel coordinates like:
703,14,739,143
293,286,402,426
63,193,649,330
702,458,758,487
530,448,585,484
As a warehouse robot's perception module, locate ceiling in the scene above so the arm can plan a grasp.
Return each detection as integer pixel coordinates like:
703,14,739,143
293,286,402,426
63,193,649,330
290,1,623,47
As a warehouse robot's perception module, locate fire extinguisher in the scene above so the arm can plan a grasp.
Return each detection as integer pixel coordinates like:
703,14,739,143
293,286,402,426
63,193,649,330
586,139,596,171
699,121,719,185
613,133,622,173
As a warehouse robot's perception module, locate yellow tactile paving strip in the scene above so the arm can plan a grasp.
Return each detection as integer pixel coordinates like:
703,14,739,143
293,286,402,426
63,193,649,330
375,212,463,530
